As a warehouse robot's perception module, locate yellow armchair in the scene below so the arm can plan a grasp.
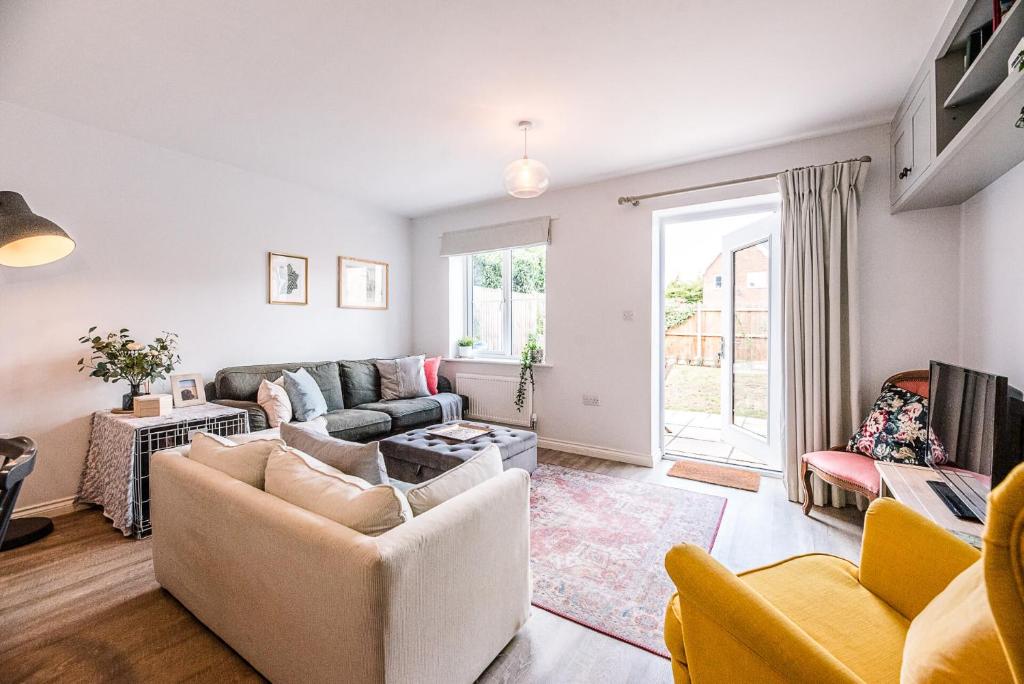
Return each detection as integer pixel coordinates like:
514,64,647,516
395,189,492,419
664,463,1024,683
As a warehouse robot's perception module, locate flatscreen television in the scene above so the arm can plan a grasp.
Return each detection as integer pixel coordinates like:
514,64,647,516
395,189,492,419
927,360,1024,520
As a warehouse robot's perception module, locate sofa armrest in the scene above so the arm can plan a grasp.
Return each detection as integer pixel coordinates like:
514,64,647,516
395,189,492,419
859,498,979,620
151,451,387,684
437,374,453,393
665,544,862,683
374,469,531,684
210,399,268,432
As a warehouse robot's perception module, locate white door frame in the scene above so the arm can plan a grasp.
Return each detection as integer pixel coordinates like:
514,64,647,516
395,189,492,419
655,193,781,461
720,214,782,469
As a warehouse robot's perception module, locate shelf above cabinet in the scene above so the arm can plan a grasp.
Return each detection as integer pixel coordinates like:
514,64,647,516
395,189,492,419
893,73,1024,213
945,1,1024,108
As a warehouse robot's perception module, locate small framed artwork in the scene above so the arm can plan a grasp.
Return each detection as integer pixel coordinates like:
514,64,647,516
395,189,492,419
170,373,206,407
338,256,389,310
268,252,309,305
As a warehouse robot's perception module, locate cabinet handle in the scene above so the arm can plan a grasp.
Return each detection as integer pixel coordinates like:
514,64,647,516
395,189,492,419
898,166,912,180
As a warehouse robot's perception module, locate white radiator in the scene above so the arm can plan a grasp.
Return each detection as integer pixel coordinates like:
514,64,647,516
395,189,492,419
455,373,533,427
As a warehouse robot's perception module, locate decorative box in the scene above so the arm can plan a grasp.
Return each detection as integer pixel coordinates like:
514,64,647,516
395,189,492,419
133,393,173,418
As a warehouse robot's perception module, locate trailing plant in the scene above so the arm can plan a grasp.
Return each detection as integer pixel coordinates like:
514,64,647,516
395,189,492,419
515,334,543,413
77,327,180,388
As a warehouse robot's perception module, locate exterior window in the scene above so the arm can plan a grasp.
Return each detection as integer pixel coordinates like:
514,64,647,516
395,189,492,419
714,275,723,288
467,246,546,358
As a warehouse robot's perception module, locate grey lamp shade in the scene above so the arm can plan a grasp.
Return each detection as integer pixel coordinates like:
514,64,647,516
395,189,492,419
0,191,76,267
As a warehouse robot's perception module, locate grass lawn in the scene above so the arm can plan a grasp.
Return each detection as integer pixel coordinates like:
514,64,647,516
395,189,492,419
664,364,768,419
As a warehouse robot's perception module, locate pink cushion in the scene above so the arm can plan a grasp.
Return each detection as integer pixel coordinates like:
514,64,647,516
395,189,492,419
803,450,880,495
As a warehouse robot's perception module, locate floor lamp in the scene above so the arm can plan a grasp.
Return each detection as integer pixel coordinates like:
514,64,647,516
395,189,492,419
0,191,75,550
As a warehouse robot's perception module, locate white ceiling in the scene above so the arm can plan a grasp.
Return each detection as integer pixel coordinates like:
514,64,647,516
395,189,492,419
0,1,950,217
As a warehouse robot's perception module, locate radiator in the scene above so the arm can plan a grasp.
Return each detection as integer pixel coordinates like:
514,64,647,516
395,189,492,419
455,373,532,427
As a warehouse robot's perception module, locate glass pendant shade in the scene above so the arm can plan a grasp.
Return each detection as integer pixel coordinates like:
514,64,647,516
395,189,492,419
503,157,550,199
0,191,75,267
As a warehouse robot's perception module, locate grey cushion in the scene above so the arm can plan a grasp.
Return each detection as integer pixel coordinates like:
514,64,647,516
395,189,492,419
355,397,441,429
211,399,268,432
375,355,430,401
215,361,344,410
379,422,538,484
280,421,388,485
339,360,380,408
322,408,391,442
282,368,329,422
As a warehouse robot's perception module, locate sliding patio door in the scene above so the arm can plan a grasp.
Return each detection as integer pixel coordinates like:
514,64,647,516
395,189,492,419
720,214,781,469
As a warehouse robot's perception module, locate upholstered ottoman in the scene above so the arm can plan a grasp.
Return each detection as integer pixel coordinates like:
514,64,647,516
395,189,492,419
380,422,538,484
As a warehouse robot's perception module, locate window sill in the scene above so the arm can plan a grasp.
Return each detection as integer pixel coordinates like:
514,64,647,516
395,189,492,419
442,357,552,368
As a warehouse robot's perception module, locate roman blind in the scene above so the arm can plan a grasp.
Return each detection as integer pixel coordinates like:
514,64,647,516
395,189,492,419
439,216,551,257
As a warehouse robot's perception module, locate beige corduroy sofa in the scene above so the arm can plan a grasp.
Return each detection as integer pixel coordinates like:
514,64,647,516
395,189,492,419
150,446,531,684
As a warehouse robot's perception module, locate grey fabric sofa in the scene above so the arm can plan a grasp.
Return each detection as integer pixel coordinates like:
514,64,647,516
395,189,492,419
205,360,461,441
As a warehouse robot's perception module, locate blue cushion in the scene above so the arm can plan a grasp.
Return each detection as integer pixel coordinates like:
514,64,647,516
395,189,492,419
282,368,328,421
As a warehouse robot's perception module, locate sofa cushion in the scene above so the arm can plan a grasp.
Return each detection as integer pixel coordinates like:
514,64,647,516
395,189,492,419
355,397,441,429
404,444,502,516
257,377,292,428
339,359,381,408
280,421,388,485
264,446,411,536
323,408,391,441
901,561,1012,683
376,355,430,400
215,361,345,410
804,450,880,496
283,368,329,422
188,432,284,489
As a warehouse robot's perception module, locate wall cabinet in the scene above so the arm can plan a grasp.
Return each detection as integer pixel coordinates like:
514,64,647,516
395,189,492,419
889,0,1024,212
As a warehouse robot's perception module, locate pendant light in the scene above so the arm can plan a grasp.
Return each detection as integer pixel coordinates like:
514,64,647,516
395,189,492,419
0,192,76,267
503,120,550,199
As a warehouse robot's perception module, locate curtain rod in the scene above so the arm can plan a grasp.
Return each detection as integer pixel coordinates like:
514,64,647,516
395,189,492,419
616,155,872,207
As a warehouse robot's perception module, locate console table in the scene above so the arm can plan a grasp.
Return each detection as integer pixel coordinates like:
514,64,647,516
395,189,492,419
77,403,248,537
875,461,984,546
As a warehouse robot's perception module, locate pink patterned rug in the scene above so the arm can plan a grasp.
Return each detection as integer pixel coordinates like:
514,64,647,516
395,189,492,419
530,464,727,658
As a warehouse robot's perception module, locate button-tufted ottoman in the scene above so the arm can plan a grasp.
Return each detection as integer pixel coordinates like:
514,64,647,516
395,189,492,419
380,421,538,484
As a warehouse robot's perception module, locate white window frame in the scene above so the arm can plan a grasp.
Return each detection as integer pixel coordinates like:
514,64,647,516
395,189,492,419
463,246,544,359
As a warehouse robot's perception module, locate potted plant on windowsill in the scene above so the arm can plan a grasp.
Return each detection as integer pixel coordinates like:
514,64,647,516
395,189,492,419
456,336,477,358
77,327,181,412
515,334,543,413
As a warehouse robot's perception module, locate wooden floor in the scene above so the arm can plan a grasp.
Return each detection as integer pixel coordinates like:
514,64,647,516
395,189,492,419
0,449,864,684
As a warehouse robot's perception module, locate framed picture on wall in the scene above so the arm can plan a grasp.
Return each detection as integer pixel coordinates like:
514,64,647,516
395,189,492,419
170,373,206,407
268,252,308,305
338,256,389,310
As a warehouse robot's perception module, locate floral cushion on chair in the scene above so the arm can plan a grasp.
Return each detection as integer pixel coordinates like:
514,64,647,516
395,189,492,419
847,383,946,466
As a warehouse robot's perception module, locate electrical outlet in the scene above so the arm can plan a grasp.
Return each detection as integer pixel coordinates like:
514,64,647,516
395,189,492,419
582,393,600,407
622,310,634,321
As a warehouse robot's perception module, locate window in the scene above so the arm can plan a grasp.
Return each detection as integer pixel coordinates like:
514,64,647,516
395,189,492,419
714,275,723,288
466,246,546,358
746,271,768,289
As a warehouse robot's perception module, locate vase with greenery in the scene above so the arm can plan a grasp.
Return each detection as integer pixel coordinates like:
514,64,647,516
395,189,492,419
456,336,476,358
77,327,181,410
515,333,543,413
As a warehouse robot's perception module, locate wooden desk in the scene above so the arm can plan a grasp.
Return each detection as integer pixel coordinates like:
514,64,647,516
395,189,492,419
875,462,984,544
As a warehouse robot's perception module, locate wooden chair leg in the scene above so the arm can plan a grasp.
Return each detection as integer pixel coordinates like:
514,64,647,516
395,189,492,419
800,458,814,515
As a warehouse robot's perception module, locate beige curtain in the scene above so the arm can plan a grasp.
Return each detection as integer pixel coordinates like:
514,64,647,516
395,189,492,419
779,160,869,507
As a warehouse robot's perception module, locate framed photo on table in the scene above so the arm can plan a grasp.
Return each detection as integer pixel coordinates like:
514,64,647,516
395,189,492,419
268,252,309,305
338,256,389,310
170,373,206,407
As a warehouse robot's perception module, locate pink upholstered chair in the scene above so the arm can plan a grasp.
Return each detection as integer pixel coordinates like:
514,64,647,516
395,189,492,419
800,370,930,514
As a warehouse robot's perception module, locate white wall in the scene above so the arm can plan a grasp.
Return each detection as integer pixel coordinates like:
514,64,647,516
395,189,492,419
0,101,412,508
411,124,962,463
958,159,1024,387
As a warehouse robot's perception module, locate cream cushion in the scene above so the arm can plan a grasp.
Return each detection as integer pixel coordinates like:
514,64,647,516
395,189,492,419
188,432,284,489
404,444,503,516
264,446,411,536
900,561,1014,683
257,377,292,428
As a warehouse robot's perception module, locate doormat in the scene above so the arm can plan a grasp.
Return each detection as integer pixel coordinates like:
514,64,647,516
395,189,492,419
667,459,761,492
